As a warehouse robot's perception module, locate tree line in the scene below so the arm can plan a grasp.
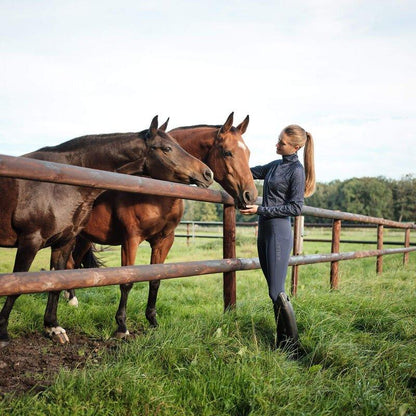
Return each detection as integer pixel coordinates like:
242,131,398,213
182,175,416,223
304,174,415,223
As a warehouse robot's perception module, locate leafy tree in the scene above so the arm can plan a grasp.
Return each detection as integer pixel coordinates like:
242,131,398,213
337,177,394,219
392,174,416,222
183,200,220,222
304,181,342,223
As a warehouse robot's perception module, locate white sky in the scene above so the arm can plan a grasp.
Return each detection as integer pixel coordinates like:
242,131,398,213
1,0,415,183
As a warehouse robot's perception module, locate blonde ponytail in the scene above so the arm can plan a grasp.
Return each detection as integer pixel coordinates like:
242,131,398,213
303,132,316,197
282,125,316,197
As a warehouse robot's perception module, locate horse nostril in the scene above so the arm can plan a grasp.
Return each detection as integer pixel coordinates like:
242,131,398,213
243,191,253,204
204,168,214,183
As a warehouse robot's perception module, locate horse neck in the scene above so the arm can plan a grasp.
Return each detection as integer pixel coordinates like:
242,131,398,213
171,127,217,162
81,134,148,171
28,133,147,172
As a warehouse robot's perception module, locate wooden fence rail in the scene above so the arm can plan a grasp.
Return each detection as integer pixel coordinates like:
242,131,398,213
1,247,414,297
291,206,416,295
0,154,238,309
176,221,415,246
0,154,415,307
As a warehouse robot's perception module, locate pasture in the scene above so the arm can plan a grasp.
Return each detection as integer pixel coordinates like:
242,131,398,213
0,226,415,415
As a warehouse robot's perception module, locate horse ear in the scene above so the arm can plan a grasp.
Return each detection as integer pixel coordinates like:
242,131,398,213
236,115,249,135
219,112,234,136
147,115,159,139
159,117,170,132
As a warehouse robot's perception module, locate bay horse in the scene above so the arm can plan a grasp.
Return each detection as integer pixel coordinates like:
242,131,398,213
0,116,214,347
68,112,258,338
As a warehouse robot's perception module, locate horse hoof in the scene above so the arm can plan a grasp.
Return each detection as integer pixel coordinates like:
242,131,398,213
54,332,70,344
115,330,130,339
149,319,158,328
146,315,158,327
146,309,158,327
68,296,79,308
45,326,70,344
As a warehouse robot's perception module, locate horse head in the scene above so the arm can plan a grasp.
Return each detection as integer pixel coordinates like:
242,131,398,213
144,116,213,188
205,112,258,208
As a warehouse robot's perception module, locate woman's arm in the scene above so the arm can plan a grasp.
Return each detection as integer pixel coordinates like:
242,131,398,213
250,161,275,180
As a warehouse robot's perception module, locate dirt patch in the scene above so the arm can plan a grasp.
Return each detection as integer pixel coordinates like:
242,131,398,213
0,332,119,397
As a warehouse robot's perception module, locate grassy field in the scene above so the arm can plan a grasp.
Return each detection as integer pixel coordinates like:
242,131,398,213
0,226,415,415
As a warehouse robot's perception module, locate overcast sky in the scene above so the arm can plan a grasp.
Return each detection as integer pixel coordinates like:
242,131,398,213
1,0,415,183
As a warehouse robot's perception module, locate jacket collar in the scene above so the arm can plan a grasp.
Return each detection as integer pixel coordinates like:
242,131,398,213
282,152,298,164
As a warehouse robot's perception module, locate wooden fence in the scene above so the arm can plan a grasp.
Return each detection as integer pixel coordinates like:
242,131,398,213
0,153,415,309
291,207,416,295
177,213,416,296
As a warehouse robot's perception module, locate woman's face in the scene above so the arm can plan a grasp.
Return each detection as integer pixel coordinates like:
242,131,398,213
276,133,299,156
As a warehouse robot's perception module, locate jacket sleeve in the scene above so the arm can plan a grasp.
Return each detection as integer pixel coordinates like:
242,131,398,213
257,166,305,218
250,161,275,180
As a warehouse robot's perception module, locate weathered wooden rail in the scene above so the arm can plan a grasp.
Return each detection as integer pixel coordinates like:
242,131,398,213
177,220,415,247
0,154,238,309
291,207,416,295
0,153,415,308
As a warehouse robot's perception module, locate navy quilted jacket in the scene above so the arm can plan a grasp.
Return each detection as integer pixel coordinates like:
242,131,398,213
250,153,305,218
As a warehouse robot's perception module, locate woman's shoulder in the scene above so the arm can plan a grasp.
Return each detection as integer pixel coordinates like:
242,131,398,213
291,161,305,179
293,159,304,169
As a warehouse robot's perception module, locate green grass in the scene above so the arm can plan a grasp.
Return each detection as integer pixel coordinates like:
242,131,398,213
1,227,416,415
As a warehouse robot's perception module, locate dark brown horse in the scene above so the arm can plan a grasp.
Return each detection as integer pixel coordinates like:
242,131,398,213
68,113,258,338
0,116,214,347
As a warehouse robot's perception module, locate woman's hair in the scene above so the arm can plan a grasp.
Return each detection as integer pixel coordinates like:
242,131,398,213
282,124,316,197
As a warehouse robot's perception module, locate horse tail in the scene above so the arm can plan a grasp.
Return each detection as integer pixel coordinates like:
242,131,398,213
81,243,106,268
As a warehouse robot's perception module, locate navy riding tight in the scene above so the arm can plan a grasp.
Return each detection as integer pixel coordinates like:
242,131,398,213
257,217,293,302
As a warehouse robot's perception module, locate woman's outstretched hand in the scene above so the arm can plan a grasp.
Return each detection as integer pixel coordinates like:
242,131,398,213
239,205,258,215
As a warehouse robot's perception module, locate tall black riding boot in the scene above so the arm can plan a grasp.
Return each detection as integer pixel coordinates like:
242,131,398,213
273,292,299,351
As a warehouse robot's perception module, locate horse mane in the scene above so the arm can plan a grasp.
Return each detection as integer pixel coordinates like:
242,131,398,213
170,124,221,131
36,131,145,153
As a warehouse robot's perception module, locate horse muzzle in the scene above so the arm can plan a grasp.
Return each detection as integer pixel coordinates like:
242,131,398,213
190,168,214,188
236,189,258,209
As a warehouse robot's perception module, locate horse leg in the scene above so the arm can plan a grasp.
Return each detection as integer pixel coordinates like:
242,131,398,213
114,236,141,338
64,236,92,307
43,243,74,344
64,290,78,307
44,290,69,344
0,295,19,347
0,235,42,347
115,282,133,338
146,233,175,327
63,251,78,307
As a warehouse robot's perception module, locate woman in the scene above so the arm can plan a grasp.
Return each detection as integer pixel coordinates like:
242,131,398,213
240,124,315,350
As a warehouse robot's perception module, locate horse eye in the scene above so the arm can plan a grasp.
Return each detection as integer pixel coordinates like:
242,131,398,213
150,146,157,151
223,150,233,157
162,146,172,153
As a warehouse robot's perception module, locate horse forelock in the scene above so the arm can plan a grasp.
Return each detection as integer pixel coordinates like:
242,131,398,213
156,129,179,143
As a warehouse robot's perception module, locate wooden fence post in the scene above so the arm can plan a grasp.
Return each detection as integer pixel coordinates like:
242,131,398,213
291,215,303,296
223,204,236,310
330,219,341,289
186,223,191,246
376,224,383,274
404,228,410,265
